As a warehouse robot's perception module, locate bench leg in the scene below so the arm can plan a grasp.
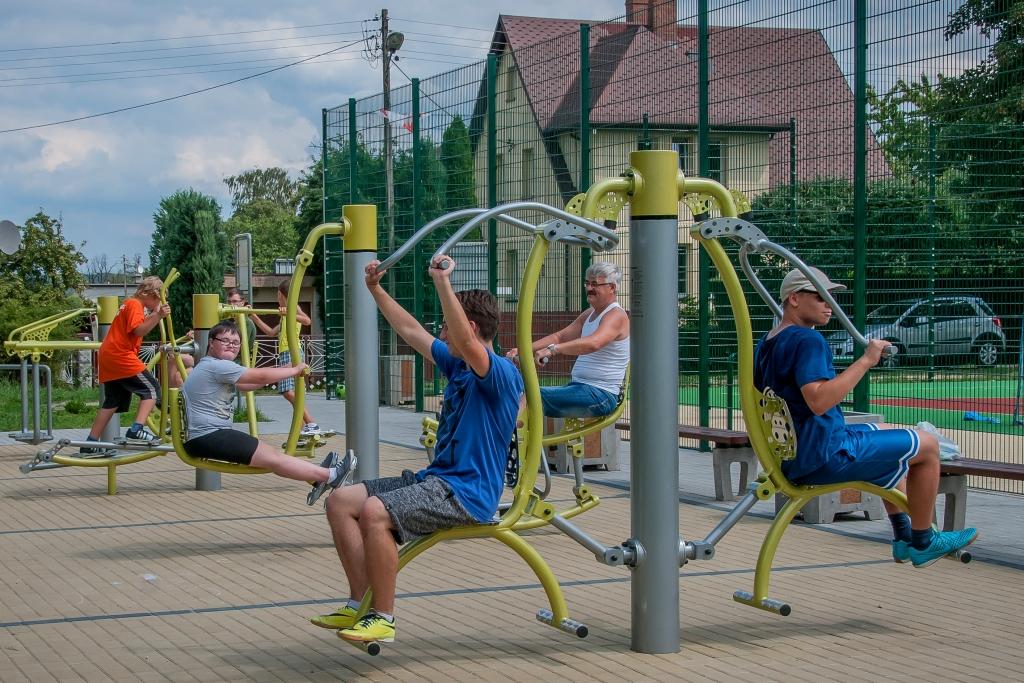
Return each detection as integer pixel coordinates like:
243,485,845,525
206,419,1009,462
936,473,967,531
712,447,758,502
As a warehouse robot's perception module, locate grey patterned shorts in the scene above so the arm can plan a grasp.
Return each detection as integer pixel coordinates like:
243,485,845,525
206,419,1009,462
277,350,302,393
363,470,477,544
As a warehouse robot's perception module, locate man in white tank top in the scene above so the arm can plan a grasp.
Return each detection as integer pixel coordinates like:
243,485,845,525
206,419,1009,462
505,262,630,417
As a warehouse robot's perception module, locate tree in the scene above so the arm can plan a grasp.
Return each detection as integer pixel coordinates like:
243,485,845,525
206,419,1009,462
86,254,112,284
0,212,88,367
223,167,299,213
149,190,226,332
223,199,299,272
440,116,477,212
5,212,87,296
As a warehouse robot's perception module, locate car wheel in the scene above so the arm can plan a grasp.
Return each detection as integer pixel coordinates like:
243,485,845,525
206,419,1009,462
975,339,1000,366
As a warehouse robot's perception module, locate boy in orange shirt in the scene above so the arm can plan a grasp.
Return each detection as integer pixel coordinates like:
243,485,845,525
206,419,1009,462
81,276,171,453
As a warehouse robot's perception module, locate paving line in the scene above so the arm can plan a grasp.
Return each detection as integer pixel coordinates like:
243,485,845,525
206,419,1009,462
0,558,888,630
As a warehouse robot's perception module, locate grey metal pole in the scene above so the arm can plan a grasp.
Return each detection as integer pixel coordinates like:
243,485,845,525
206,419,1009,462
193,293,221,491
343,205,380,480
628,150,681,654
96,296,121,444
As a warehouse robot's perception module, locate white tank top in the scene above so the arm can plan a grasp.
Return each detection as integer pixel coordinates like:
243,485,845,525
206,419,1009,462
570,302,630,396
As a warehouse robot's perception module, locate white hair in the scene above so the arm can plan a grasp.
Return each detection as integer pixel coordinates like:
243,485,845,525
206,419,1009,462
585,261,621,285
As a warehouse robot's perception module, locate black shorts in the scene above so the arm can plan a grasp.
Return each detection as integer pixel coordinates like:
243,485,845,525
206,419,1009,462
183,429,260,465
101,371,161,412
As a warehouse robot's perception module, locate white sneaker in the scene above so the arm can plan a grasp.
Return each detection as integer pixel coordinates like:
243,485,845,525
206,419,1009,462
301,423,321,436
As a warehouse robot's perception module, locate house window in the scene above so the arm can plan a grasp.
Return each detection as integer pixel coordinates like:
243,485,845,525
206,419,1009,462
505,249,519,301
673,136,726,184
504,59,517,102
495,152,504,203
521,148,534,199
708,140,726,184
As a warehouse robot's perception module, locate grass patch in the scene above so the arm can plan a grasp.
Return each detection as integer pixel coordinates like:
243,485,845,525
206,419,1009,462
1,380,276,430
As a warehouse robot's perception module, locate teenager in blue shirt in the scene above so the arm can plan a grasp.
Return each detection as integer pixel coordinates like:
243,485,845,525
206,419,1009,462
754,267,976,568
312,254,523,645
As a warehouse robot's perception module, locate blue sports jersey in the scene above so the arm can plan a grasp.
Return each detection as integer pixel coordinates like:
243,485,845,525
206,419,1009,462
420,339,524,522
753,325,845,482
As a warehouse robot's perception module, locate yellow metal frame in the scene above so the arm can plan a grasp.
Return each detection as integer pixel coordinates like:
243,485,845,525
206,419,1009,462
280,220,350,455
168,388,269,474
358,225,584,634
687,178,910,614
4,308,99,361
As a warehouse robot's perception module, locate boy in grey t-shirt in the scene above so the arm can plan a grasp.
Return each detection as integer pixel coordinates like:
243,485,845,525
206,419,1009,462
181,320,353,506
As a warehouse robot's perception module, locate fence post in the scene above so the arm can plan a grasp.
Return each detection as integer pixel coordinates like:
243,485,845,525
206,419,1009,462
412,79,424,413
579,23,592,309
852,0,869,413
697,0,711,433
487,53,498,296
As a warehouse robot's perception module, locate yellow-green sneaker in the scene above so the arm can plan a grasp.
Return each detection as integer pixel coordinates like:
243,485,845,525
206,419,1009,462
310,604,358,630
338,612,395,643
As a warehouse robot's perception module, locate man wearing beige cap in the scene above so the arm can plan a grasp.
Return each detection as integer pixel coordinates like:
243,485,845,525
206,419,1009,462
754,266,976,568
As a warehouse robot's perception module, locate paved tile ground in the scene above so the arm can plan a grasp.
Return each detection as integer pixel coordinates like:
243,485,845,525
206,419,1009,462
1,423,1022,682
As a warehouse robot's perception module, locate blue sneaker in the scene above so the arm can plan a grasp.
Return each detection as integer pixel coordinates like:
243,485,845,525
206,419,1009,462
908,528,977,568
891,540,910,563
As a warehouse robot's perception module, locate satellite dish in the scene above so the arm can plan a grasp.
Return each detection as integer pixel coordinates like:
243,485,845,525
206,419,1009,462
0,219,21,255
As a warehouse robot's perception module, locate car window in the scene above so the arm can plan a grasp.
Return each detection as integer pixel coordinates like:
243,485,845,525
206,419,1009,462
942,302,977,320
868,303,912,324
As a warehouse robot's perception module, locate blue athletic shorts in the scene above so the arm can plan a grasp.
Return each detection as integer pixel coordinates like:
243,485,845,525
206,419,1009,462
802,424,920,489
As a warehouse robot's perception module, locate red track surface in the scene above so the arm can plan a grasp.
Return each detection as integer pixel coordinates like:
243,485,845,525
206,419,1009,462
871,396,1018,414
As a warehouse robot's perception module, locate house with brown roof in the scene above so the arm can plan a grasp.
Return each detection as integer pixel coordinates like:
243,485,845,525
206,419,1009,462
471,0,886,304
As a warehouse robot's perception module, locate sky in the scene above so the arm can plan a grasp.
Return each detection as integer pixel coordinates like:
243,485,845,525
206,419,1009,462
0,1,980,274
0,1,628,272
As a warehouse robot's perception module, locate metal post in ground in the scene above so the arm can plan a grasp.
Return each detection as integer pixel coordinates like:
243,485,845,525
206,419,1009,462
96,296,122,444
343,204,380,480
192,293,221,491
627,150,681,654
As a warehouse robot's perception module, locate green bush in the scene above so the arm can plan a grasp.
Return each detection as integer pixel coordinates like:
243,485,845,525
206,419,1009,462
63,398,87,414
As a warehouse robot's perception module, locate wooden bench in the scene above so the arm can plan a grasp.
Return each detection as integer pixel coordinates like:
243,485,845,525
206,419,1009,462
937,458,1024,531
615,421,758,501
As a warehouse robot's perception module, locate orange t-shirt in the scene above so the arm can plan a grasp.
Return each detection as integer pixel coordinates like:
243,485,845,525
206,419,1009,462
98,297,148,382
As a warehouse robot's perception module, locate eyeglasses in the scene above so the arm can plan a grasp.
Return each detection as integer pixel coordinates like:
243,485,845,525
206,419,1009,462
227,299,244,306
584,281,614,288
797,289,826,302
212,337,241,348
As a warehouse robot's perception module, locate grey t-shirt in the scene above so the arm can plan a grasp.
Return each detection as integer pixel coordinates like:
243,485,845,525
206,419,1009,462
182,357,246,439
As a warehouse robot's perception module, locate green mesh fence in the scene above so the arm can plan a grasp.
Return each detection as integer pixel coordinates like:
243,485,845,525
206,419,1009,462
323,1,1023,492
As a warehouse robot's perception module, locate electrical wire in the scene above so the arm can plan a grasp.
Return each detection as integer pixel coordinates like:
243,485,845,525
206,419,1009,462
0,38,364,134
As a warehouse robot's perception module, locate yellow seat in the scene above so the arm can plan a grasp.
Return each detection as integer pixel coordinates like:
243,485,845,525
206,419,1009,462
695,221,909,616
168,388,269,475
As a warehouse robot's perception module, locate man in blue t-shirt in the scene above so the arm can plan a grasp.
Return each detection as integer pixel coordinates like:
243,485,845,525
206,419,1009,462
313,254,523,646
754,267,976,569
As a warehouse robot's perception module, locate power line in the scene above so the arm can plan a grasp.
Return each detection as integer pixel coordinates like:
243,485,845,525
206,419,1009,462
0,20,366,53
0,31,364,66
390,18,495,34
0,38,364,134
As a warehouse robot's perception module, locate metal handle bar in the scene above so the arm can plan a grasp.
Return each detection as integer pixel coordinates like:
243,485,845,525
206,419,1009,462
377,208,537,272
740,238,895,358
431,202,619,263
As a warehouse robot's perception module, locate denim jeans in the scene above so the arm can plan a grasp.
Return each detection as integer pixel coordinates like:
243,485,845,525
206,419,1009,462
540,382,618,418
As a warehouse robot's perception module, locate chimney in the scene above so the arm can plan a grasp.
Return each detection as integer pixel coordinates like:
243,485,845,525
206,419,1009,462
650,0,678,43
625,0,649,27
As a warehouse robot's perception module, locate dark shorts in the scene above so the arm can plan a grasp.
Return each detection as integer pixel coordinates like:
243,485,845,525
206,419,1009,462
363,470,478,544
101,371,160,412
799,424,920,489
183,429,260,465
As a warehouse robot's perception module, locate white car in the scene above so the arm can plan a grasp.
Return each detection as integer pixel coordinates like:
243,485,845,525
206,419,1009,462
828,296,1006,368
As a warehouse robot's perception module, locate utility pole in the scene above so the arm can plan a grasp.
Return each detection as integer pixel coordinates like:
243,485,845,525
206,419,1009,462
381,8,395,261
